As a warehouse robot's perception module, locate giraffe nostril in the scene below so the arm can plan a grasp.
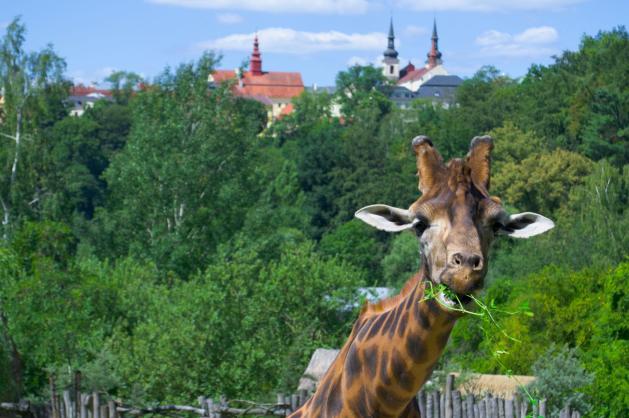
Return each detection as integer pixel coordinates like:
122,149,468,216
470,255,483,271
452,253,463,266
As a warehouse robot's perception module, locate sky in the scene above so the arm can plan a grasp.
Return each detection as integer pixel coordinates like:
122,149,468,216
1,0,627,87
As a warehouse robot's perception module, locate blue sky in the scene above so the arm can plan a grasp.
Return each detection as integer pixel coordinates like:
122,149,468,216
2,1,627,87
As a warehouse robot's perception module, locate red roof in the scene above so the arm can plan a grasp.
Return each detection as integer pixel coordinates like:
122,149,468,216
397,66,430,84
278,103,294,118
211,70,304,100
70,85,112,97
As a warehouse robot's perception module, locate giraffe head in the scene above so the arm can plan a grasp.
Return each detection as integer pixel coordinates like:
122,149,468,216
355,136,554,308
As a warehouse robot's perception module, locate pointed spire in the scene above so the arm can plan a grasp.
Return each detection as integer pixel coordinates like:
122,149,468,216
383,17,399,59
426,18,442,68
250,33,263,76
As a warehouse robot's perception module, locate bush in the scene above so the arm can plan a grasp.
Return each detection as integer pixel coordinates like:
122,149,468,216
522,345,593,417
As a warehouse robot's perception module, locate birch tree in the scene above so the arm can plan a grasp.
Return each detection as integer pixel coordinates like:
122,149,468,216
0,17,66,239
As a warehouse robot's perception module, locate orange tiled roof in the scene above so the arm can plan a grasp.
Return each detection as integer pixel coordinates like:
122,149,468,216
397,67,430,84
70,85,112,97
212,70,304,100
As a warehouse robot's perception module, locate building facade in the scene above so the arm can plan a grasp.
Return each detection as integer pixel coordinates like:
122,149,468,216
209,36,304,121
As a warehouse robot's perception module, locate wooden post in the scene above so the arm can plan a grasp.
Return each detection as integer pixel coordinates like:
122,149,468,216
473,403,480,418
445,374,455,418
452,390,462,418
92,393,99,418
99,404,107,418
107,401,116,418
418,390,426,418
466,395,474,418
426,391,434,418
440,391,445,418
513,398,520,418
49,376,58,418
498,398,504,418
504,399,513,418
206,399,215,418
519,400,527,418
479,399,486,418
80,394,88,418
539,399,546,418
290,394,298,412
433,391,440,418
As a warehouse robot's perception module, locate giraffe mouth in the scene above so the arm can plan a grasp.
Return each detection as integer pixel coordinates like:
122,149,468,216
437,288,473,307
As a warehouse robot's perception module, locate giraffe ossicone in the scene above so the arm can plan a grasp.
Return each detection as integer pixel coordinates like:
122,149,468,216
290,135,554,418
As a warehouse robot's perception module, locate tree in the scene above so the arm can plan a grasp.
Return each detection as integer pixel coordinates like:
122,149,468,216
95,53,266,277
0,17,67,238
524,345,594,417
105,71,143,104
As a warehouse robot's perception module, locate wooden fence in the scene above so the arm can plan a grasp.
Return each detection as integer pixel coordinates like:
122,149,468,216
1,373,582,418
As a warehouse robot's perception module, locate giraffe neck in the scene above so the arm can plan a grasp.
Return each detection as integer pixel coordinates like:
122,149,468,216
344,273,458,417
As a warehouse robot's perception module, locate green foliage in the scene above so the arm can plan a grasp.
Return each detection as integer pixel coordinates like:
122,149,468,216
319,219,384,283
95,53,265,277
109,241,362,402
523,345,593,417
381,232,419,288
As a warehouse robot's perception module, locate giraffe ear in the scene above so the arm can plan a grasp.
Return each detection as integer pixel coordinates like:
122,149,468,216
355,205,418,232
412,136,446,194
466,135,494,197
498,212,555,238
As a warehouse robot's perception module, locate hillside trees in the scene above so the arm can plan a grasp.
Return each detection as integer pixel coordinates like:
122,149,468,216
94,53,266,277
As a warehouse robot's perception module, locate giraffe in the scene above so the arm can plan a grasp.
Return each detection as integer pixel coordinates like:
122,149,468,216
289,135,555,418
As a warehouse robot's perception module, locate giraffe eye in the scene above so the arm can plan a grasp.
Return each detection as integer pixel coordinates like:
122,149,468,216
413,216,429,235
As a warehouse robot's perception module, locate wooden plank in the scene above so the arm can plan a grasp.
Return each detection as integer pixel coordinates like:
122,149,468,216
426,390,434,418
519,400,527,418
473,403,480,418
504,399,513,418
479,399,486,418
445,374,455,418
99,404,107,418
63,391,72,418
49,376,58,418
80,394,88,418
452,390,462,418
440,391,445,418
539,399,546,418
466,395,474,418
92,392,100,418
108,401,116,418
418,390,426,418
434,391,441,418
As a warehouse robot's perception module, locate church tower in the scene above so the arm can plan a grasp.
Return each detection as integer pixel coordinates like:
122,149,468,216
382,18,400,80
426,18,443,68
250,34,263,76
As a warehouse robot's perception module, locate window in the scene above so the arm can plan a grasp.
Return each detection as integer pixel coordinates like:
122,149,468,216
390,66,394,74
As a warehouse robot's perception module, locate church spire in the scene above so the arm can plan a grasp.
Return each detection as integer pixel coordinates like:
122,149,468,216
426,18,443,68
383,17,398,59
250,34,263,76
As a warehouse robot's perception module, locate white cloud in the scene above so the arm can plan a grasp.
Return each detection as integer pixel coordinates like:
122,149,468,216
475,26,559,57
216,13,243,24
404,25,427,37
475,29,512,46
197,28,385,54
394,0,583,12
148,0,370,14
513,26,558,44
